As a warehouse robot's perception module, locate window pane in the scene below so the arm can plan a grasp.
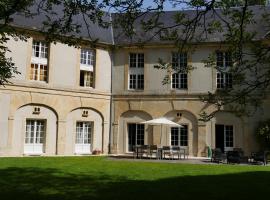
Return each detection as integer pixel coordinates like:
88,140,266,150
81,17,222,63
225,125,233,147
80,71,94,87
172,53,187,70
171,127,179,146
80,49,94,66
225,52,232,67
129,74,136,89
76,122,92,144
136,124,145,145
180,125,188,146
137,74,144,90
32,41,48,58
129,53,137,68
137,53,144,68
216,51,224,68
25,120,45,144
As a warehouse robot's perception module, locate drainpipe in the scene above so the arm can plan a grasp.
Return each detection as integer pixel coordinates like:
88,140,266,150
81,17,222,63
108,12,115,154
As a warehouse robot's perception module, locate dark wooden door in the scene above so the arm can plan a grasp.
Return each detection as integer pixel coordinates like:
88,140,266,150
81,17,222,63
215,124,225,152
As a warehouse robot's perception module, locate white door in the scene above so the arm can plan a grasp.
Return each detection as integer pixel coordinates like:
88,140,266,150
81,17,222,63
24,120,45,155
75,122,92,154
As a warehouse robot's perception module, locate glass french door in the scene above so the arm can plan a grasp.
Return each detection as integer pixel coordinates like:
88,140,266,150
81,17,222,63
128,123,145,152
215,124,234,152
24,119,45,154
171,125,188,147
75,122,92,154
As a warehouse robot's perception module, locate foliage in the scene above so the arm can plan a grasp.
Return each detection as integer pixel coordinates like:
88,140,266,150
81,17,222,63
257,119,270,148
114,0,270,121
0,0,269,121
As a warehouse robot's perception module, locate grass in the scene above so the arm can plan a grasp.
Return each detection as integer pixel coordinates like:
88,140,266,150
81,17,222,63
0,157,270,200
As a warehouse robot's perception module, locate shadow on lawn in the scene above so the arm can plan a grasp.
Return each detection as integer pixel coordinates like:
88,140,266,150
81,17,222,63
0,167,270,200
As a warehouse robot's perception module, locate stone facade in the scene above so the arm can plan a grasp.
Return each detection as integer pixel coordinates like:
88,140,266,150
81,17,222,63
0,34,269,157
111,47,270,156
0,36,111,156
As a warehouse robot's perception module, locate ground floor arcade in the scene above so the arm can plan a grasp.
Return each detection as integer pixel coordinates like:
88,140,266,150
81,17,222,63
111,98,270,156
0,87,110,156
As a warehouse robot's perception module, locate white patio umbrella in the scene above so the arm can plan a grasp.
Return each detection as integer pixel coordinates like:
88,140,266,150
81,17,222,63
141,117,182,146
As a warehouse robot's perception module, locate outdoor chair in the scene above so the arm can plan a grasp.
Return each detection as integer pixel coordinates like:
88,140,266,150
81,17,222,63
148,145,158,159
211,148,226,163
171,146,181,160
141,145,149,158
182,147,189,159
162,146,173,159
227,150,248,164
250,151,270,165
133,145,143,159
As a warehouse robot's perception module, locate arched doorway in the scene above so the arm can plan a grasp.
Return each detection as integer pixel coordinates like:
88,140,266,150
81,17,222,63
119,110,152,154
164,110,198,156
212,112,243,152
13,104,58,155
66,108,104,155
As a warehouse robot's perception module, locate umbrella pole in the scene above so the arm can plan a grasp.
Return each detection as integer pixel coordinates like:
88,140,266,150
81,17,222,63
160,125,162,147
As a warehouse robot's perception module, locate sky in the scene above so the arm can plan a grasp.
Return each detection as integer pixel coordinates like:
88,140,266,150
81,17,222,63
100,0,183,12
142,1,180,11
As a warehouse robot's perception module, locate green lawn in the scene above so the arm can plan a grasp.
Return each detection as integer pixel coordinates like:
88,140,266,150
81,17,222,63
0,157,269,200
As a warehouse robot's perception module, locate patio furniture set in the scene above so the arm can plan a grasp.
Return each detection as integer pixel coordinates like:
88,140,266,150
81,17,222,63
211,148,270,165
133,145,188,160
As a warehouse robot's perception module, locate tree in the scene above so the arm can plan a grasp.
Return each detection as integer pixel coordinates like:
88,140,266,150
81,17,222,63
257,119,270,149
0,0,109,84
1,0,270,122
112,0,270,121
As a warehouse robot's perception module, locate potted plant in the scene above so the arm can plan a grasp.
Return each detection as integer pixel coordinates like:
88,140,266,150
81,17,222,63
92,149,102,155
256,119,270,150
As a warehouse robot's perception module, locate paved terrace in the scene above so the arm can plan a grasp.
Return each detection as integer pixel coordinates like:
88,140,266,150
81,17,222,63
108,154,269,165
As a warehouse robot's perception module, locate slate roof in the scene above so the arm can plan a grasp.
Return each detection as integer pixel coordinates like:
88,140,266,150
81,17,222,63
112,5,270,45
10,3,270,46
11,3,114,45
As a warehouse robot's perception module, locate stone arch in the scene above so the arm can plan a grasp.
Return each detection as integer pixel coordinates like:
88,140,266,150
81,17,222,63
17,103,59,119
65,107,104,155
211,111,244,152
117,110,153,154
164,110,198,156
12,104,58,156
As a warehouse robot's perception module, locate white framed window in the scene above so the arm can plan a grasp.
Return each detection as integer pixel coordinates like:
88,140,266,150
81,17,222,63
80,49,95,88
225,125,234,148
31,40,49,82
128,53,144,90
171,125,188,147
172,52,188,89
30,63,48,82
24,119,46,154
80,49,95,66
75,121,93,154
216,51,233,89
76,122,92,144
32,41,48,59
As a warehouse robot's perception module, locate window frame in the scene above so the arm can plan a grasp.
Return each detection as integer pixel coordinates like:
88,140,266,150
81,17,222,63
216,51,233,89
128,53,144,90
127,123,145,152
80,48,95,88
75,121,93,145
30,40,49,83
25,119,46,145
171,52,188,90
171,125,188,147
224,125,234,148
